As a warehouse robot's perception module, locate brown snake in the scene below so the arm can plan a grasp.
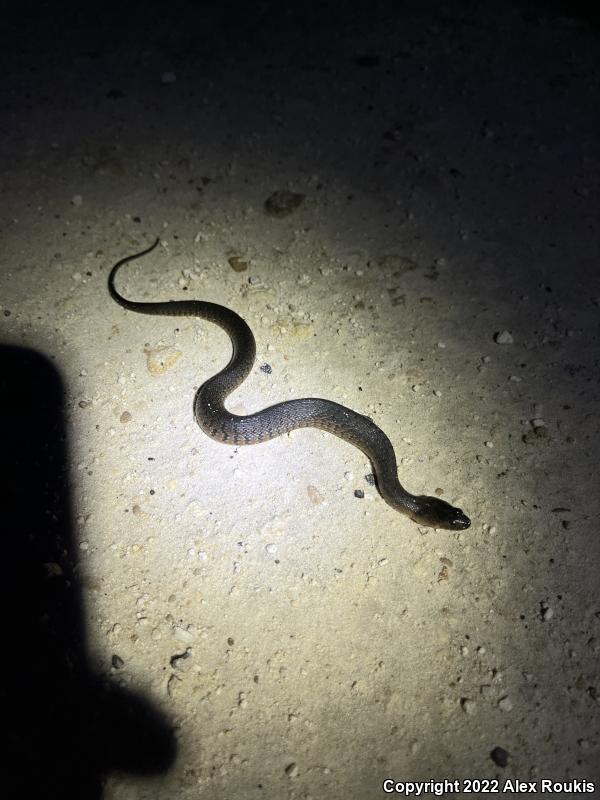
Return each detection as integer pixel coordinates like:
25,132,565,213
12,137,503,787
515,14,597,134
108,238,470,530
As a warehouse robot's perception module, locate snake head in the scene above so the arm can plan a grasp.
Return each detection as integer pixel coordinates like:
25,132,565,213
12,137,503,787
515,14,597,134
413,495,471,531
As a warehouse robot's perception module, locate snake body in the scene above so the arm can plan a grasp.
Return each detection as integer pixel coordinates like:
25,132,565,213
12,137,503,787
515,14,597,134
108,238,470,530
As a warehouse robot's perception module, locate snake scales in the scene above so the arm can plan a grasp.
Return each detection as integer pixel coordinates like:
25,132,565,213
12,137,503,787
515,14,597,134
108,238,470,530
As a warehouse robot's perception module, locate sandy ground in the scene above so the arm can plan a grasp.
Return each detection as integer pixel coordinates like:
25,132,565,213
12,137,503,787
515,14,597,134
1,1,599,798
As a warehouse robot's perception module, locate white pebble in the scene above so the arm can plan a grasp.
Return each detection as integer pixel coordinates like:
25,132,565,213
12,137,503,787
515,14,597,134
265,543,277,555
461,698,476,715
173,625,194,642
542,605,554,621
71,194,83,207
494,330,514,344
498,695,513,712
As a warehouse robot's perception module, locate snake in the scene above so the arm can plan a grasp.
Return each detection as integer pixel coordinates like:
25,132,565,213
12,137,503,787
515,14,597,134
108,238,470,530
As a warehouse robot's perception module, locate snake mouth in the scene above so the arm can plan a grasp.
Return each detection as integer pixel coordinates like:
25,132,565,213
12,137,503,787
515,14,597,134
451,513,471,530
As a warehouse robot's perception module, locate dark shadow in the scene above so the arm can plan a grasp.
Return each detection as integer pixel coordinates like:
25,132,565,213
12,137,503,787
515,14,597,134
0,345,176,799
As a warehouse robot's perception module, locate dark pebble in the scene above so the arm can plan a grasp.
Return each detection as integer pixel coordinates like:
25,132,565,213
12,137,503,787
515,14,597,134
264,190,305,218
490,746,510,767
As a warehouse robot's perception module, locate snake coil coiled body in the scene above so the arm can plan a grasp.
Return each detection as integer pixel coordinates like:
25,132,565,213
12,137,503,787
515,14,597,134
108,238,470,530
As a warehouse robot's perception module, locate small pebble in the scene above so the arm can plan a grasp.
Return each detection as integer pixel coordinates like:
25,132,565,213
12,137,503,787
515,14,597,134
228,255,248,272
71,194,83,207
264,189,305,218
494,330,514,344
498,695,513,712
171,649,192,671
490,746,510,767
43,562,63,577
461,698,476,715
265,543,277,554
161,71,176,84
173,625,194,643
578,738,590,750
285,762,299,778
